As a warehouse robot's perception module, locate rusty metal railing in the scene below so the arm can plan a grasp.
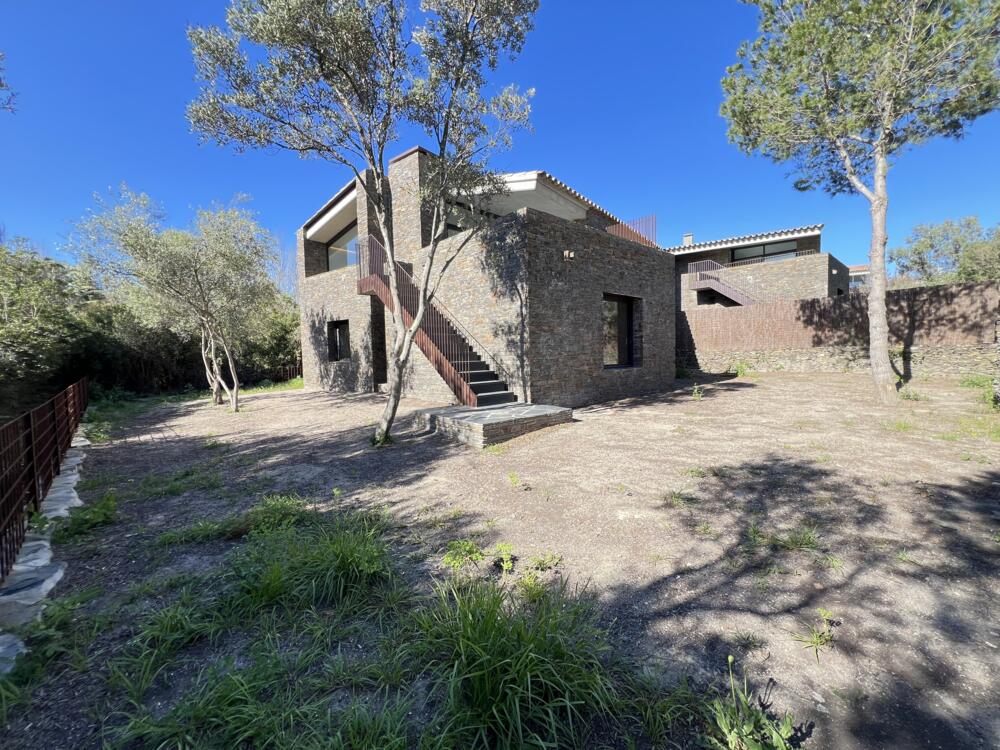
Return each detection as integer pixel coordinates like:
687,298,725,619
0,379,88,581
357,235,514,406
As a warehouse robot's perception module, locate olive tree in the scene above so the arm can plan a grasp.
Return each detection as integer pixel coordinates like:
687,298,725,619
75,191,280,412
0,51,15,113
188,0,536,443
721,0,1000,402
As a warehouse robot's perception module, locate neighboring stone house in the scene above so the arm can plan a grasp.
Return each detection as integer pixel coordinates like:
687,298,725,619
664,225,851,310
297,147,675,409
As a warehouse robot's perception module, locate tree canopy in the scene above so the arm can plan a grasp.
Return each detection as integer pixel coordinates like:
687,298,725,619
721,0,1000,402
890,216,1000,285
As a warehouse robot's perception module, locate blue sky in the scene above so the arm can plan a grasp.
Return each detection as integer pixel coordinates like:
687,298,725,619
2,0,999,270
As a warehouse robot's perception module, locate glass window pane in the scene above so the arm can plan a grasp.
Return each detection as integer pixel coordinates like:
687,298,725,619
732,245,764,260
764,240,797,255
603,298,620,366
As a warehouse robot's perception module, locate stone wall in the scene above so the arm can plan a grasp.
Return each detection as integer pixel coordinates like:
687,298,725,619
523,208,675,407
679,281,1000,378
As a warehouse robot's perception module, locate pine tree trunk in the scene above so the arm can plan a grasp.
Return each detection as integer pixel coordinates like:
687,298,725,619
867,156,897,404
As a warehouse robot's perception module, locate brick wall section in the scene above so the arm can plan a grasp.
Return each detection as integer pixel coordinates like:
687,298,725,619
679,281,1000,377
523,208,675,407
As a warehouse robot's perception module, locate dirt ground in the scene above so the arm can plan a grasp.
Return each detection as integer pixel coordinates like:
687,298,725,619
3,371,998,749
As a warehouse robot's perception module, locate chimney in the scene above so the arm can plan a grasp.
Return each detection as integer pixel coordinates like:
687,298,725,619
682,232,694,246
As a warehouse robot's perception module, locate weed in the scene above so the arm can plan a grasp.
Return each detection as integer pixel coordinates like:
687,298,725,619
203,439,226,450
701,656,794,749
895,549,918,564
138,466,222,498
791,608,837,663
744,520,768,550
729,361,752,378
156,494,315,546
692,384,704,400
695,522,714,537
516,571,547,603
683,466,708,478
898,387,925,401
492,542,516,574
413,578,617,748
442,539,485,572
507,471,521,487
771,524,820,551
960,374,993,389
733,631,766,655
529,552,562,571
483,443,509,456
820,554,844,571
52,491,117,543
664,490,694,509
885,419,915,433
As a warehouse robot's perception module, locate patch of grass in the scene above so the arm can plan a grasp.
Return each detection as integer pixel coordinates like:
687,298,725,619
52,491,117,543
664,490,694,509
791,608,837,663
0,588,104,724
138,465,222,498
156,494,315,546
729,361,752,378
442,539,485,572
744,520,768,551
695,522,714,537
529,552,562,571
682,466,708,478
885,419,915,433
227,515,392,614
898,387,925,401
770,524,820,552
243,376,304,394
506,471,521,487
203,439,226,450
733,631,766,655
413,578,617,749
691,384,704,400
516,571,547,603
820,554,844,571
482,442,509,455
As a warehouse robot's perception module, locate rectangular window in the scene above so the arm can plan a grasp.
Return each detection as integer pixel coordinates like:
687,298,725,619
326,221,359,272
602,294,635,368
730,240,798,263
327,320,351,361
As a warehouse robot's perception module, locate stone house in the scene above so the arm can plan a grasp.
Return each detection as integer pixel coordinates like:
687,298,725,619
664,225,851,310
297,147,676,409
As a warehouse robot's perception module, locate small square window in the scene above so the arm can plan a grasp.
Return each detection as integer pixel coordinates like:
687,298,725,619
327,320,351,361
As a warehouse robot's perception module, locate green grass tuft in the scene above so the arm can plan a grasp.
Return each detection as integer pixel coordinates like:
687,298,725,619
52,491,117,543
413,578,617,749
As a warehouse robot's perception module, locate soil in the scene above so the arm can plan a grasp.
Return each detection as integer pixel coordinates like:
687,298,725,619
2,372,998,749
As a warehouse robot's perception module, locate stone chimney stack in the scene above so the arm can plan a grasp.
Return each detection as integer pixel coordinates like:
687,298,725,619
682,232,694,246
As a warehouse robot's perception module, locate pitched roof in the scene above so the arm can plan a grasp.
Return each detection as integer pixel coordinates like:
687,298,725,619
662,224,824,255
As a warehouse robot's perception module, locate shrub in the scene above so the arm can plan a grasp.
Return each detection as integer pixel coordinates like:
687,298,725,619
413,579,616,748
442,539,485,572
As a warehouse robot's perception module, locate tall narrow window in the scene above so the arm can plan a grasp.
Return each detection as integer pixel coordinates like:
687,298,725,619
327,320,351,361
602,294,635,367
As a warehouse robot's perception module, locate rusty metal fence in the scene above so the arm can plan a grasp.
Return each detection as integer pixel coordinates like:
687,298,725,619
0,379,88,582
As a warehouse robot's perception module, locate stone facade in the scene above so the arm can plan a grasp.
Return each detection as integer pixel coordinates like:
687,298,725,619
674,235,839,310
298,149,677,408
679,281,1000,379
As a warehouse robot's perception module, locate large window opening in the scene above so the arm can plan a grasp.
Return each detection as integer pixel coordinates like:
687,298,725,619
602,293,637,368
326,221,359,271
326,320,351,361
730,239,798,263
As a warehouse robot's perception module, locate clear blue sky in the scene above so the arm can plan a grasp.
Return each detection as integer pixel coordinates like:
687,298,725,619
2,1,999,269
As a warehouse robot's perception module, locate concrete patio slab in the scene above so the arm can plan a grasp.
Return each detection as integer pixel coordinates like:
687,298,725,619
415,402,572,448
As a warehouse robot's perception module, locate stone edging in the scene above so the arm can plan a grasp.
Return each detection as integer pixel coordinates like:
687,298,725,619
0,430,90,674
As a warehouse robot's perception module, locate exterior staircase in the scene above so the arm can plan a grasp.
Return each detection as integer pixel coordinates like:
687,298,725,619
357,236,517,408
687,259,763,306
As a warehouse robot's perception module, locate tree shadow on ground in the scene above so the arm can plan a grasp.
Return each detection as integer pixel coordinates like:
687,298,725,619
573,375,756,414
600,454,999,749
